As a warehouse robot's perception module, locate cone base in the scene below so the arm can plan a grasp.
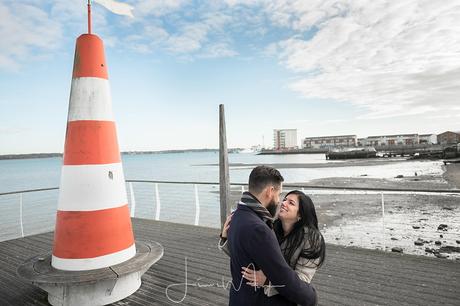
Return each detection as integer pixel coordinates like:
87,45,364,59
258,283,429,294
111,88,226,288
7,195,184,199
46,272,141,306
17,241,164,306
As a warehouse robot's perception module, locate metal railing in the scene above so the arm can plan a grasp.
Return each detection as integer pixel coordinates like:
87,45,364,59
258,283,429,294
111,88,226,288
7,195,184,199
1,181,459,258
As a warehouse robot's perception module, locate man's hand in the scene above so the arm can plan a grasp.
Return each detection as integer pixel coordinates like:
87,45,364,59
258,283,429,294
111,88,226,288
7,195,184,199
220,214,233,239
241,266,267,287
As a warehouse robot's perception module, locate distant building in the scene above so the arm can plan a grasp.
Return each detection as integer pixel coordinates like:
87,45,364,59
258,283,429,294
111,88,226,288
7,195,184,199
302,135,357,149
437,131,460,145
364,134,419,146
419,134,438,145
357,138,367,146
273,129,297,149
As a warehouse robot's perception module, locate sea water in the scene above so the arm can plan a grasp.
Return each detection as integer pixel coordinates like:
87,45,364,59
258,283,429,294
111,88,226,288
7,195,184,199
0,152,445,193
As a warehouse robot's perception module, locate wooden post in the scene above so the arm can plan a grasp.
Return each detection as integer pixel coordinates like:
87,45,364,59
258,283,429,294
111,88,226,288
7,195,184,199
219,104,230,229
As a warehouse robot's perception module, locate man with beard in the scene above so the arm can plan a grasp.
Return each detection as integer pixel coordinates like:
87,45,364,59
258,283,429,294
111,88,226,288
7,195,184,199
224,166,317,306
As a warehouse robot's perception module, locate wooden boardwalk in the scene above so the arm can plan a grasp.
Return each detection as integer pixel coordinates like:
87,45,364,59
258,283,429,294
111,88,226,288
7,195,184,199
0,218,459,305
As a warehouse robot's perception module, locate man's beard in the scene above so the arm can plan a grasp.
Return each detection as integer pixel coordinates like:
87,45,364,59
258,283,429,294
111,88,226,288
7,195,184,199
266,199,278,217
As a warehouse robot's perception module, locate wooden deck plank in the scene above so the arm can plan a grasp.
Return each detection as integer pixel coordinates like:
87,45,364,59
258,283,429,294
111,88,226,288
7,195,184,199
0,218,458,305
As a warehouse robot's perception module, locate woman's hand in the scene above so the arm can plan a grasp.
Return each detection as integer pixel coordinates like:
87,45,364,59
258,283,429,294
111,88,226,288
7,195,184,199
220,214,233,239
241,267,267,287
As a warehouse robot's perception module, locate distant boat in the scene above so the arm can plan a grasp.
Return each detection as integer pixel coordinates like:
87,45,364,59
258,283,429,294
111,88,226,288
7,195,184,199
239,148,255,154
326,147,377,160
238,146,262,154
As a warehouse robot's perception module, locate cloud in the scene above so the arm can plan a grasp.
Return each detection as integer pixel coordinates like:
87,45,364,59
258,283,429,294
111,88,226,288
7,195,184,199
199,42,238,58
266,0,460,118
0,1,62,70
129,7,236,58
134,0,189,17
3,0,460,122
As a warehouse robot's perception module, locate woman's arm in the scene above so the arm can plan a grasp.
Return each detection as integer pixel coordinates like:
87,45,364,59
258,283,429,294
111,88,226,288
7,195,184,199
218,237,231,257
262,257,317,297
294,257,317,283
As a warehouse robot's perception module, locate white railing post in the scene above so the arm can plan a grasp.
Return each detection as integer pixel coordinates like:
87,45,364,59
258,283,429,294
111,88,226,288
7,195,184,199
381,192,385,251
241,185,245,193
129,182,136,218
194,184,200,226
155,183,161,221
19,193,24,238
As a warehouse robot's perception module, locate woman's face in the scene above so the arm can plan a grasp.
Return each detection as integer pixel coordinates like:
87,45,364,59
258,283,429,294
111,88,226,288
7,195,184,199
278,193,300,222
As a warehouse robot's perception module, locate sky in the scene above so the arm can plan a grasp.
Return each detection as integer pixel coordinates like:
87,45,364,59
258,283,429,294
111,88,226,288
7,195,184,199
1,0,460,154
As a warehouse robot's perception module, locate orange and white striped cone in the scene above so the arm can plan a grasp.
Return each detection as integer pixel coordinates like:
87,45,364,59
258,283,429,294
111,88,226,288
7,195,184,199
51,33,135,271
16,7,163,304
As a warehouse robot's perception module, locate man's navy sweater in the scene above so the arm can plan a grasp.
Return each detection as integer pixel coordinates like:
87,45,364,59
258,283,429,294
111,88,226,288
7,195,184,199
227,204,317,306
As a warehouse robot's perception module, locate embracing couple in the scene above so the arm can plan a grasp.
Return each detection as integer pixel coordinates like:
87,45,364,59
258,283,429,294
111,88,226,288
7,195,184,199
218,165,325,306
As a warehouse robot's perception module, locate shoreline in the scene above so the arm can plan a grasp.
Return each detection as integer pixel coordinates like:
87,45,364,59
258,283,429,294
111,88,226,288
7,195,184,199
197,158,406,169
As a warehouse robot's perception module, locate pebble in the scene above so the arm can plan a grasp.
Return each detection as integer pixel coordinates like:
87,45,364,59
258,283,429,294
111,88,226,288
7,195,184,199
391,247,403,253
435,241,442,246
437,224,448,231
412,226,420,229
414,239,424,246
395,175,404,178
456,240,460,244
391,237,398,241
439,246,460,253
440,235,443,238
435,253,448,259
425,248,433,253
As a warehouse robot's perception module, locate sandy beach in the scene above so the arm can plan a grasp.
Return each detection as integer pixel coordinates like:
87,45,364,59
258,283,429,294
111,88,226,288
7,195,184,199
203,157,406,169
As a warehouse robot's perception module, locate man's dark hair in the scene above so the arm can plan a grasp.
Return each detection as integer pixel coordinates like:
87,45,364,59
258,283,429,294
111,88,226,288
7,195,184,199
248,165,284,194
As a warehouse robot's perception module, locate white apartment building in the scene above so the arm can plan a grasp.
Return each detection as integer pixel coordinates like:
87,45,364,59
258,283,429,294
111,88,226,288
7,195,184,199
273,129,298,149
302,135,357,149
364,134,419,146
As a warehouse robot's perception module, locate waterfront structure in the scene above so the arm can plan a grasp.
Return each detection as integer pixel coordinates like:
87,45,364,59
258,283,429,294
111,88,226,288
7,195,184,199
273,129,298,149
419,134,438,144
437,131,460,145
363,134,419,146
303,135,357,149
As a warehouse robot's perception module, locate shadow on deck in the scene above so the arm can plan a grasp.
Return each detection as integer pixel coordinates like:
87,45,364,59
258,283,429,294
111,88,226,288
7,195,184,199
0,218,459,305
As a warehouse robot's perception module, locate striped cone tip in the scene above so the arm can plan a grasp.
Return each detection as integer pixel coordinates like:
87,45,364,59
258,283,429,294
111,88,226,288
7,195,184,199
73,34,108,79
52,34,135,271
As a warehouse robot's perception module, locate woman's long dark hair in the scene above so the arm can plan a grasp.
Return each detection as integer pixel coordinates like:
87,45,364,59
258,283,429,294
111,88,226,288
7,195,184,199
273,190,326,268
